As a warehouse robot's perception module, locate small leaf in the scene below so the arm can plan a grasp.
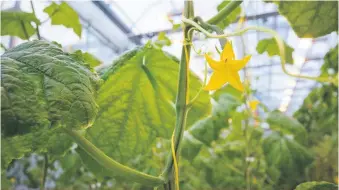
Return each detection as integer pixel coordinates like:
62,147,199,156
256,38,294,64
216,1,241,29
295,181,338,190
44,2,82,37
71,50,102,69
154,32,172,48
172,24,181,30
1,11,40,40
269,1,338,38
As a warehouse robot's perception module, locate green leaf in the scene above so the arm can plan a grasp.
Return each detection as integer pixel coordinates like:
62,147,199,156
181,94,241,160
212,84,242,101
270,1,338,38
256,38,294,64
262,132,313,186
181,132,204,161
1,40,100,168
1,11,40,40
295,181,338,190
83,45,211,167
321,45,338,76
154,32,172,48
71,50,102,70
57,151,84,184
44,2,82,37
172,24,181,30
2,128,73,169
216,0,241,29
267,110,306,141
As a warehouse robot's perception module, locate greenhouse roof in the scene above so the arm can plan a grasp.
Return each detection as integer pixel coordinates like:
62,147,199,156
1,0,337,115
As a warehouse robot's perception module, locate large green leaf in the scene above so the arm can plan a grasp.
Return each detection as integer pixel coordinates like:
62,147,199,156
1,40,100,168
295,181,338,190
267,110,306,142
271,1,338,38
83,45,211,167
263,132,313,188
1,11,40,40
256,38,294,64
216,0,241,29
44,2,82,37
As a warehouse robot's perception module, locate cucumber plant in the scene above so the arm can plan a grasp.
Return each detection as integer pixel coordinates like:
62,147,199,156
1,1,338,190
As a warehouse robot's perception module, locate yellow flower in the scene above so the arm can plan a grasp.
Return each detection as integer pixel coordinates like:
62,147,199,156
204,41,251,91
249,100,260,112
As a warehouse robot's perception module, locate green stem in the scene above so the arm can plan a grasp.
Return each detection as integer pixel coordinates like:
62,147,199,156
20,21,29,40
161,0,194,183
207,0,243,25
30,0,41,40
194,16,226,47
63,128,164,186
41,153,48,190
182,19,335,84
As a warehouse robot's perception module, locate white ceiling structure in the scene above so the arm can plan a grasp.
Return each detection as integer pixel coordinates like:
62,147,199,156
1,0,337,115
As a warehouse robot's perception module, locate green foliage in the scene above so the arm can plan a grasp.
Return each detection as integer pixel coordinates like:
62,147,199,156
1,1,338,189
270,1,338,38
154,32,172,48
294,46,338,184
181,94,241,160
44,2,82,37
1,40,100,169
212,84,242,101
81,45,210,175
216,0,241,29
1,11,40,40
2,128,73,170
321,45,338,77
295,181,338,190
71,50,102,70
267,110,306,142
263,132,314,189
256,38,294,64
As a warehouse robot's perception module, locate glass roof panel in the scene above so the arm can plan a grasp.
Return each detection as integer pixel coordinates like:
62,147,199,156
1,0,337,115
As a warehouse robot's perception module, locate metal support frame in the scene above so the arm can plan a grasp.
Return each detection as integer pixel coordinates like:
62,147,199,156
92,1,141,45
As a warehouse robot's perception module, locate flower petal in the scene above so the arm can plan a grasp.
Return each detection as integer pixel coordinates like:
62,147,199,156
205,54,222,70
203,71,228,91
249,100,260,112
221,41,235,61
228,71,244,91
229,55,251,71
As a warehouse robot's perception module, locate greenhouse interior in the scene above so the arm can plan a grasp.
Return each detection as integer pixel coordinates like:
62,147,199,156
1,0,338,190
